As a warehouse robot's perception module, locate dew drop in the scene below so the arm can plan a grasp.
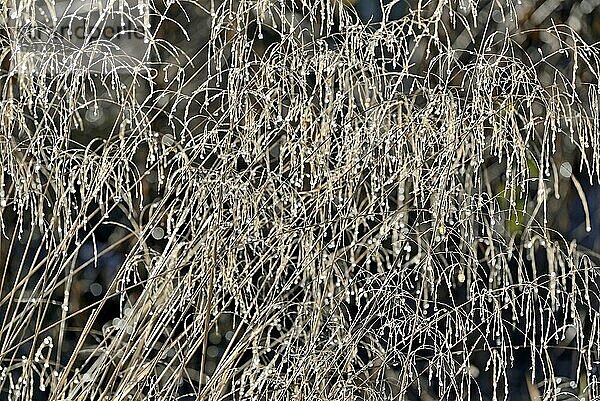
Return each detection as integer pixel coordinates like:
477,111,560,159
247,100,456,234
152,226,165,239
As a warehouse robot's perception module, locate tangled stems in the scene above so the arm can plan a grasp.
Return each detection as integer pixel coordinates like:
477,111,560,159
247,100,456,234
1,0,600,400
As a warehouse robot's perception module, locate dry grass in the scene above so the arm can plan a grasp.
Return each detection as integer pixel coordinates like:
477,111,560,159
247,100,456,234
1,0,600,400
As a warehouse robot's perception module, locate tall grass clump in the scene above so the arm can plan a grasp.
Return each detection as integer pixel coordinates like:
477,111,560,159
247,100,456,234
1,0,600,399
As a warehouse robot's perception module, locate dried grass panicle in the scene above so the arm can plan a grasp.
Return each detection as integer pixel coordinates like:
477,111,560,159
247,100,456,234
1,0,600,400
